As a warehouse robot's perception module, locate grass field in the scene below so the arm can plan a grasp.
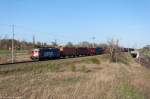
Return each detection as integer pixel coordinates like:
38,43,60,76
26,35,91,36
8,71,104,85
0,50,28,55
0,55,150,99
0,50,11,56
0,50,30,64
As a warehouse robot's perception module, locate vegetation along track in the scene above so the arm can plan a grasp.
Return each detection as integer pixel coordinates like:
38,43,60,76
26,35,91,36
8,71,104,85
0,55,100,68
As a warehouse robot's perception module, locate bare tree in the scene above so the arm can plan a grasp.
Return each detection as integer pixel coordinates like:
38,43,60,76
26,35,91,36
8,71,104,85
51,40,58,47
107,38,120,62
78,41,92,47
97,43,108,48
66,42,74,47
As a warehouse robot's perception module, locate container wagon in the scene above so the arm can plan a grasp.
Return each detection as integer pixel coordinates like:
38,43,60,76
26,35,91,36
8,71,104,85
76,47,89,56
88,48,96,55
60,47,76,57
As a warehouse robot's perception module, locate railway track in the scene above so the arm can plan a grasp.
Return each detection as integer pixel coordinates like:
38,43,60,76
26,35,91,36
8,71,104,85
0,55,100,68
1,52,146,69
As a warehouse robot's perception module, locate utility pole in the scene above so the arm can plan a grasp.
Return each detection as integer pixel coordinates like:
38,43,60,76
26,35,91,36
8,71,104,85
92,36,95,48
11,25,14,63
33,35,35,48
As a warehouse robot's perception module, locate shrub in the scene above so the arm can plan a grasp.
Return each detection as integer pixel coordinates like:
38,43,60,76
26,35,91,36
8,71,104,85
107,39,134,64
117,53,133,65
90,58,100,64
81,57,100,64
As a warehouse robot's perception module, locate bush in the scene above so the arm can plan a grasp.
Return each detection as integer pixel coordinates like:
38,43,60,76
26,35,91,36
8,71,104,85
107,39,134,64
118,53,133,65
81,57,101,64
90,58,101,64
106,51,134,65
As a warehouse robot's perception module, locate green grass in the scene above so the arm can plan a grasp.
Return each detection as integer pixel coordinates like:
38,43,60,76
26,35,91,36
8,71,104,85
0,64,61,75
0,50,11,56
115,65,145,99
142,51,150,57
0,55,102,76
0,50,28,56
90,57,101,64
81,57,101,64
105,52,133,65
117,53,134,65
116,83,145,99
0,64,44,75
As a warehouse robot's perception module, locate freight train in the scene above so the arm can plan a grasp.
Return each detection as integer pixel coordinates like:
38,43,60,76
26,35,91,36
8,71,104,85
31,47,136,61
31,47,104,61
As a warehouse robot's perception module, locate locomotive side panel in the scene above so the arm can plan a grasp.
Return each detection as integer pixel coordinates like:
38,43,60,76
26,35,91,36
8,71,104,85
31,48,60,61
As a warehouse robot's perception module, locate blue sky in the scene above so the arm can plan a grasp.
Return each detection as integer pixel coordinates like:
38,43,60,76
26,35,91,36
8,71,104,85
0,0,150,48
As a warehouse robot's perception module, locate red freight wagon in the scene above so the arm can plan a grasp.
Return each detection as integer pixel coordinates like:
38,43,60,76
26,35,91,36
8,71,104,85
88,48,96,55
103,48,109,54
60,47,76,57
76,47,88,56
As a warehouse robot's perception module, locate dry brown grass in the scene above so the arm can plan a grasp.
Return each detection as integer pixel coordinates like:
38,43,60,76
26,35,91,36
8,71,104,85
0,55,150,99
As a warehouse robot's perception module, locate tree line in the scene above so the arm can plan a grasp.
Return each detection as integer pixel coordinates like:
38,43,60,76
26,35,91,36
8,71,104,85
0,39,48,50
0,39,108,50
